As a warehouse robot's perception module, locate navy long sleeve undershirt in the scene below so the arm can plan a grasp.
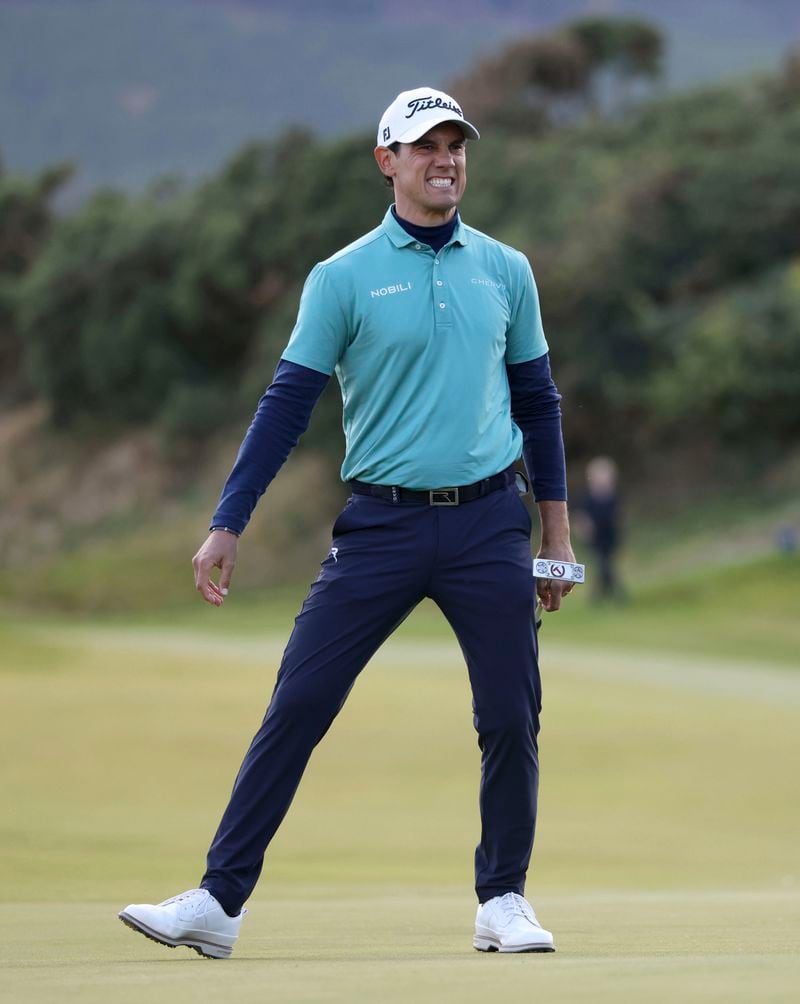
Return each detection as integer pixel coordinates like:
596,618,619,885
507,354,567,503
211,359,329,534
211,354,566,535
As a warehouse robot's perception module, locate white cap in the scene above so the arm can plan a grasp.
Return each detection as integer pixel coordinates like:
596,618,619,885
377,87,480,147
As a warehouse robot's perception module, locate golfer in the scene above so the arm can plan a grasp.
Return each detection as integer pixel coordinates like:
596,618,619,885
120,86,575,958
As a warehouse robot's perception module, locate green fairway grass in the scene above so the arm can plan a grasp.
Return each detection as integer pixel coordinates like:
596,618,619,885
11,545,797,667
1,610,799,1001
2,890,798,1003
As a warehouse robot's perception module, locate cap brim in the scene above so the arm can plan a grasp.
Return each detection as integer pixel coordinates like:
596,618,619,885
392,115,480,144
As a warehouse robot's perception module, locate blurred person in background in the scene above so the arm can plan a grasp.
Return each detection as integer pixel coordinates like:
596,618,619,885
579,456,624,602
775,523,798,555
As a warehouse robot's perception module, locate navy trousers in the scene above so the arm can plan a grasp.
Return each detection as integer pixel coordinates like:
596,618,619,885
201,481,542,915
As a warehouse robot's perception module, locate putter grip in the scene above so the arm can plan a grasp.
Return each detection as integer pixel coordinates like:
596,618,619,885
532,559,585,583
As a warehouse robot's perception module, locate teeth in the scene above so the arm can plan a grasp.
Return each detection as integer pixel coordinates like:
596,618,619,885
428,178,452,188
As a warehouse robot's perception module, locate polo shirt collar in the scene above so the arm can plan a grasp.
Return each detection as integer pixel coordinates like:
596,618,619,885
382,206,469,249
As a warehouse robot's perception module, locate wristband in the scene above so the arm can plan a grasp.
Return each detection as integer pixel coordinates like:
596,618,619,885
209,525,240,537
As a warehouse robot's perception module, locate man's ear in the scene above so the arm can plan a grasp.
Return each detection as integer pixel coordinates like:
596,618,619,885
374,145,396,177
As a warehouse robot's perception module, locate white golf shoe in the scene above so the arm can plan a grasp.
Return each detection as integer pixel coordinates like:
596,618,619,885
473,892,555,953
119,888,245,959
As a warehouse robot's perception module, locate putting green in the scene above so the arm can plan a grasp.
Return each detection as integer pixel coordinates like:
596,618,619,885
1,616,798,1001
2,889,798,1003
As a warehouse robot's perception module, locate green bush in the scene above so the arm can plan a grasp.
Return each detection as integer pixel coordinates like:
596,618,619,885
9,55,800,476
648,264,800,449
0,160,71,401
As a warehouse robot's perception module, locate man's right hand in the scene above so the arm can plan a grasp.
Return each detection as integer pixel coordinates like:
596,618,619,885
192,530,238,606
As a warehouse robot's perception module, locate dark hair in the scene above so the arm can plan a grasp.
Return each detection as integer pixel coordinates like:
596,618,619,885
381,142,400,188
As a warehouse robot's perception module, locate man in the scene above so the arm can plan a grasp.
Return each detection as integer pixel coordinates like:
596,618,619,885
580,456,624,601
119,86,575,959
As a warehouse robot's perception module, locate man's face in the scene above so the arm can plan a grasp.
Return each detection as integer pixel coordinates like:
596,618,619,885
375,122,467,225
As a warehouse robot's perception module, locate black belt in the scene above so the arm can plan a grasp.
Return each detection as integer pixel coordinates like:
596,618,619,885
350,465,517,506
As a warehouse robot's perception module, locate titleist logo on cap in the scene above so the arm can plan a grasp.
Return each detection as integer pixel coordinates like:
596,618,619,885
405,95,464,120
377,87,480,146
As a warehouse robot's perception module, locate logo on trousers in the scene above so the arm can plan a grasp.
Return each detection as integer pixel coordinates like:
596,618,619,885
329,547,339,563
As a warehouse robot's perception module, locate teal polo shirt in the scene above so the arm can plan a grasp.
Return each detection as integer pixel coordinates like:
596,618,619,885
282,207,548,489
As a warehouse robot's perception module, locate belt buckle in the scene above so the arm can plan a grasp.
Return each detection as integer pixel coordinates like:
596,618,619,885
429,487,459,506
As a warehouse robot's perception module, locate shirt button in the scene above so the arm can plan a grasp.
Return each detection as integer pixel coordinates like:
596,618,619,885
434,259,440,265
439,302,446,309
415,243,422,250
436,280,443,286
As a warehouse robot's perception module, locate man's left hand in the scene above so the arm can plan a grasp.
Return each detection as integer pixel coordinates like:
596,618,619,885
536,500,576,612
535,544,577,611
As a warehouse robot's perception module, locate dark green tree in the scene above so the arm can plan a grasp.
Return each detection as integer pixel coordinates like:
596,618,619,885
567,16,664,111
451,16,664,132
0,159,72,402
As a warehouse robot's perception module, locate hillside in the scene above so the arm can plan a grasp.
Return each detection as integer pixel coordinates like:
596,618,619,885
0,0,797,199
1,392,798,619
0,400,346,609
2,38,800,616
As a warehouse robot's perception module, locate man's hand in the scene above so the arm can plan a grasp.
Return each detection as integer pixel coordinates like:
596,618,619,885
536,500,575,613
192,530,238,607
